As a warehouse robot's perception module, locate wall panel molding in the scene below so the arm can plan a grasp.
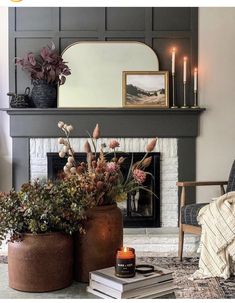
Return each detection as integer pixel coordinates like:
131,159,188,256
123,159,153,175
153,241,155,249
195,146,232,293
9,7,198,107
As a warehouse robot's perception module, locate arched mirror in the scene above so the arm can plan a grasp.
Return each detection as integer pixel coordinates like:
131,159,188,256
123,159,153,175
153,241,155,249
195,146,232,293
58,42,159,108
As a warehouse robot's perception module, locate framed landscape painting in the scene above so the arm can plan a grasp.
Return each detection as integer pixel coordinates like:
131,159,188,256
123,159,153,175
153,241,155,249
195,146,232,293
122,71,169,108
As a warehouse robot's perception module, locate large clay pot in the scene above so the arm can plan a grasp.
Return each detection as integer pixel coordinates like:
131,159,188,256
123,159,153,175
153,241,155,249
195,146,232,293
74,203,123,282
8,232,73,292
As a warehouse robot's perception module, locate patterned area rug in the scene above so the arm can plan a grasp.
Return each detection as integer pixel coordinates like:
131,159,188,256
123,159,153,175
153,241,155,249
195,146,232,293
139,256,235,299
1,255,234,298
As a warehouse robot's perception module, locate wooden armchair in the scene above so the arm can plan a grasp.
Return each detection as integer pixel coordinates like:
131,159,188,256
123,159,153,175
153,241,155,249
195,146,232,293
177,159,235,261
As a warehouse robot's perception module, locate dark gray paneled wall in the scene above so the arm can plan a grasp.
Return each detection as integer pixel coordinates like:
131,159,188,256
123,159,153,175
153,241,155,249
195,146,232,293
9,7,198,107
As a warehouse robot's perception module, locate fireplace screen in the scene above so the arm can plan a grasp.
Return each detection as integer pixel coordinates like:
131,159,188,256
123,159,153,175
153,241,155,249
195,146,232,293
47,152,160,228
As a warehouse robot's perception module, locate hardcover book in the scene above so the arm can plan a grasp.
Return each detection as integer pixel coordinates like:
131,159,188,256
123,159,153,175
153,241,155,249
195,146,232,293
89,279,175,299
87,286,176,299
89,265,173,292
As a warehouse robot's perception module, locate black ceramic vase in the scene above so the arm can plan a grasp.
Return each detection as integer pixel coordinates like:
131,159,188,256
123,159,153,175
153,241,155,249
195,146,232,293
31,80,57,108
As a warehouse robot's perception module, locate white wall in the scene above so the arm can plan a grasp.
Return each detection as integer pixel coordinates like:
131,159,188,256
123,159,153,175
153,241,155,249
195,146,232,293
197,7,235,202
0,7,12,192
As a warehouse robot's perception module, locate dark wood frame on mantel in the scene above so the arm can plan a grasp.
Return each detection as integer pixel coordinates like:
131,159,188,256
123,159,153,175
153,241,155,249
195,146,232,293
2,108,205,210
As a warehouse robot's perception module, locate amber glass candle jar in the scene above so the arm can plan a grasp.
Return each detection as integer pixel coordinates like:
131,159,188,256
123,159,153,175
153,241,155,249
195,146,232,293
115,247,136,278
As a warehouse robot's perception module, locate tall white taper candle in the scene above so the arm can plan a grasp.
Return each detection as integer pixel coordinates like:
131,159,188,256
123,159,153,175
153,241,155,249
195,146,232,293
183,57,187,82
172,47,176,74
194,68,197,91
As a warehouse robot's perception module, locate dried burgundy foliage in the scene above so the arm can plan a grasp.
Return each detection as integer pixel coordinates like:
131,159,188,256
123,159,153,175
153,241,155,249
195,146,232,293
15,41,71,85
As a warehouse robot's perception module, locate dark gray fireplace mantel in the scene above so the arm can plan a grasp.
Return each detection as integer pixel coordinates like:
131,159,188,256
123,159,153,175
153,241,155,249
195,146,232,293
4,107,204,138
2,107,205,195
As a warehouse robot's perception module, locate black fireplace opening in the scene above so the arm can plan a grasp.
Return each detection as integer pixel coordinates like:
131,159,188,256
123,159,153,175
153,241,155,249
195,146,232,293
47,152,160,228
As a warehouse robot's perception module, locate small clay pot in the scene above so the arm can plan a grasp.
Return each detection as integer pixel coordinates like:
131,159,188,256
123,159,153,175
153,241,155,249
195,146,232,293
8,232,73,292
74,203,123,283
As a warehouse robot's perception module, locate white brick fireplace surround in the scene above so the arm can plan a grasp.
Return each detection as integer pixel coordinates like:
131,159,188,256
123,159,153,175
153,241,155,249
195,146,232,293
27,137,198,256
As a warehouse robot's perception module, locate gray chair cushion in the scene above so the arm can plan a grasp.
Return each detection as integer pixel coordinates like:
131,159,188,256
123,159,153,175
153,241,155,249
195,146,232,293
226,160,235,193
181,203,208,226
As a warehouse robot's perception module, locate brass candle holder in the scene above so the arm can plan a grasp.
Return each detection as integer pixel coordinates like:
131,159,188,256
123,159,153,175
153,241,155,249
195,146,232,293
181,81,189,108
191,90,199,109
171,73,178,108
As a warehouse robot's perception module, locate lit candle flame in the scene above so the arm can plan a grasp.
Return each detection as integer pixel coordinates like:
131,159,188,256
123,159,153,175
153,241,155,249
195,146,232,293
123,247,128,252
184,56,187,61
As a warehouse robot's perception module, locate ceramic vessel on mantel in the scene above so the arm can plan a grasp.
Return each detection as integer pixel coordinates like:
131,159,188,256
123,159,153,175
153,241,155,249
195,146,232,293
31,80,57,108
74,203,123,283
8,232,73,292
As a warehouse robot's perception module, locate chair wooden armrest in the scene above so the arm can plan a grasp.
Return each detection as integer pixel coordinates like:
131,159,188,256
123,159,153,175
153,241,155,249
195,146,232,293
177,181,228,208
177,181,228,187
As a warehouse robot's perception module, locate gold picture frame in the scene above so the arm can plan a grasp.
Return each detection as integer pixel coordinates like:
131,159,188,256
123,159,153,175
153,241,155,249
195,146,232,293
122,71,169,108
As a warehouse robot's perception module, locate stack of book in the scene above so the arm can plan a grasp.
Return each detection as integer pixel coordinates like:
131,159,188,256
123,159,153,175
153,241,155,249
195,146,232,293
87,265,176,299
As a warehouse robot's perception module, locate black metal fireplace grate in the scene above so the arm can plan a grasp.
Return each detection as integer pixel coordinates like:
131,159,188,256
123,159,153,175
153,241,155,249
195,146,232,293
47,152,160,228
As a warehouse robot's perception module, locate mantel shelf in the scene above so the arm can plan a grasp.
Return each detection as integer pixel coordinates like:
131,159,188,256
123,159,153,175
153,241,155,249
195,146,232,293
1,106,205,139
2,107,205,116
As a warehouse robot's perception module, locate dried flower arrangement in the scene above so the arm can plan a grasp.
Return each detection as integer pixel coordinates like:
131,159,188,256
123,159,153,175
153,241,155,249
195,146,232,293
0,180,87,245
57,121,158,207
15,42,71,85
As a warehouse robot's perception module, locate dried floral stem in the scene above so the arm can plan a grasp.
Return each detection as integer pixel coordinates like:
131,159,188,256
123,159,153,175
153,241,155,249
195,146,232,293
62,127,77,166
86,130,97,158
136,152,149,169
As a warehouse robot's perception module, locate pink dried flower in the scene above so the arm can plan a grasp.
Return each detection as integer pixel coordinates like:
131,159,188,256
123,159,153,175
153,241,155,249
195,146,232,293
133,169,146,184
109,140,120,149
84,140,91,153
146,138,157,152
93,124,100,139
106,162,119,173
118,157,125,164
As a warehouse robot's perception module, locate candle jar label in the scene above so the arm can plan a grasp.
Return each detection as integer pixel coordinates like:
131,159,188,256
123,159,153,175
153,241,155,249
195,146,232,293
115,258,135,278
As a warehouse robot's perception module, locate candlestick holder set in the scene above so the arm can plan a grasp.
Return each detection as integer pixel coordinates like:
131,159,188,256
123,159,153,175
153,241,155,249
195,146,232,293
191,90,199,109
171,73,200,109
170,75,199,109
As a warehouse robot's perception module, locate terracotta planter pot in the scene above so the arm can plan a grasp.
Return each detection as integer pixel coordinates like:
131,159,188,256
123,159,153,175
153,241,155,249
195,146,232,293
8,232,73,292
74,203,123,282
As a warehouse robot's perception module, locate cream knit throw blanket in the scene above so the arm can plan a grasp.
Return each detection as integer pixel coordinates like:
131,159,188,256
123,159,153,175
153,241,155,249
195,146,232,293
192,191,235,280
